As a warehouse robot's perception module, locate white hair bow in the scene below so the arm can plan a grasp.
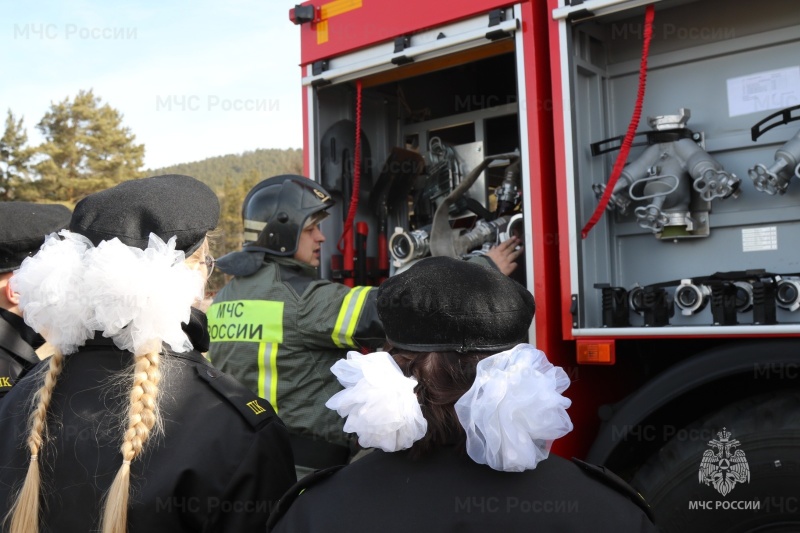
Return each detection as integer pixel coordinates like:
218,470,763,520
327,344,574,472
13,230,204,355
326,351,427,452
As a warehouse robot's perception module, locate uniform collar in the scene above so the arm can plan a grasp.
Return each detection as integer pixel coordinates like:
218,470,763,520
183,307,210,352
267,255,319,277
0,307,44,354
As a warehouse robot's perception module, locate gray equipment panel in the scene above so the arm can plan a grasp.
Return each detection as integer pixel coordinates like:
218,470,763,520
569,0,800,329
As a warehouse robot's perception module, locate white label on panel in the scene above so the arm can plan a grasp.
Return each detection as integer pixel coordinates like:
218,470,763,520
742,226,777,252
727,66,800,117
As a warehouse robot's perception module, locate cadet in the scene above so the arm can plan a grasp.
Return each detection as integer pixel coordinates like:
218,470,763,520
208,175,521,479
0,201,71,400
0,175,296,533
268,256,659,533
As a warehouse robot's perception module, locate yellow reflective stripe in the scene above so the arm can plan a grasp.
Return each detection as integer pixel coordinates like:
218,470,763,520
207,300,284,343
331,288,354,348
269,342,279,412
316,0,361,44
320,0,362,19
257,342,267,400
331,286,371,348
346,286,371,343
257,342,280,414
316,20,328,44
243,220,266,243
243,220,267,231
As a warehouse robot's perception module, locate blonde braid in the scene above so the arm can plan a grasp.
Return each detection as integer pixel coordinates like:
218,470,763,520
100,349,162,533
4,351,66,533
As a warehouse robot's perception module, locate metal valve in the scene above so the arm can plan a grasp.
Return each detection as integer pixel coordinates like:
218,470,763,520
692,167,740,201
591,109,737,238
592,182,632,215
634,204,670,233
453,215,512,254
748,129,800,195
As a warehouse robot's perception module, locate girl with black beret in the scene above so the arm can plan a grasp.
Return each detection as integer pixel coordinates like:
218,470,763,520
268,256,658,533
0,175,296,533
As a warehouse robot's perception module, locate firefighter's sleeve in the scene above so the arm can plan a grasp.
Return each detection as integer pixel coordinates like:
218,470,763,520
300,282,385,351
467,254,500,271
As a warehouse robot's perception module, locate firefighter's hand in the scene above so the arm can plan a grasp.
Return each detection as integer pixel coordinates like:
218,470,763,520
486,237,522,276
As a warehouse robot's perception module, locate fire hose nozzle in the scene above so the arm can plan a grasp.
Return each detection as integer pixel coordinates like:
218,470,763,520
389,227,431,267
674,279,711,316
775,276,800,312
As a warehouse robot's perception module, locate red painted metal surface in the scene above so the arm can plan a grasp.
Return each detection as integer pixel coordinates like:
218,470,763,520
513,0,584,458
292,0,515,65
546,0,576,342
301,66,311,178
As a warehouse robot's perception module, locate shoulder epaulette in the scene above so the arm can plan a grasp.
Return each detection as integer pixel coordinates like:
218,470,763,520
266,465,344,531
571,457,655,523
0,373,12,396
196,365,276,429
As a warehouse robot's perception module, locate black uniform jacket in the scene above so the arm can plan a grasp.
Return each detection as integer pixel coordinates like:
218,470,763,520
0,308,42,399
269,447,659,533
0,310,297,532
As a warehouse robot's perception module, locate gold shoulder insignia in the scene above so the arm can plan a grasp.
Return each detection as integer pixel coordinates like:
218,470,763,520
246,399,267,415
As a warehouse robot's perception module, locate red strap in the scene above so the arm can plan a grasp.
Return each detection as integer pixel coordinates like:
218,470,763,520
581,5,655,239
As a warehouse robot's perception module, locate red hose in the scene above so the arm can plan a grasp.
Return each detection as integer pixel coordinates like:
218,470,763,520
581,4,655,239
338,80,363,286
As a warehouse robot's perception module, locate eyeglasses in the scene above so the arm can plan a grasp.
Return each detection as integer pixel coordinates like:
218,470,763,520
204,255,216,277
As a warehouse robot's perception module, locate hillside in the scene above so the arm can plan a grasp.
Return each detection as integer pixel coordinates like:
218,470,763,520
147,148,304,191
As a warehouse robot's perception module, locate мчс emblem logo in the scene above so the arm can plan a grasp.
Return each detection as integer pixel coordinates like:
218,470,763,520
698,428,750,496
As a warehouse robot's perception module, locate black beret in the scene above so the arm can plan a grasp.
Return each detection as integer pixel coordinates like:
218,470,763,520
0,202,72,273
377,256,535,352
70,175,219,254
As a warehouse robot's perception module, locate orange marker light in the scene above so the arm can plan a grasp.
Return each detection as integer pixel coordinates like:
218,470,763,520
576,339,616,365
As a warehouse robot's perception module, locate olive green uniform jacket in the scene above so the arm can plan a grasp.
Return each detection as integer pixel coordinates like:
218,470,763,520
207,256,384,466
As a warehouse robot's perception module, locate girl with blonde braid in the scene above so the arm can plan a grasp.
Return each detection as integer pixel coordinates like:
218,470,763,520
0,175,296,533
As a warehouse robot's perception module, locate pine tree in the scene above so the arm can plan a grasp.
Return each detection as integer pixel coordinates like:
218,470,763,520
0,110,34,200
207,171,261,294
33,89,144,202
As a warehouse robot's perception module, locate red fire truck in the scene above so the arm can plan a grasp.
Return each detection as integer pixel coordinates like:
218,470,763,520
289,1,800,529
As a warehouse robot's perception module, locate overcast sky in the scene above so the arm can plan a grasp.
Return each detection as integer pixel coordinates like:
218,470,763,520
2,0,303,169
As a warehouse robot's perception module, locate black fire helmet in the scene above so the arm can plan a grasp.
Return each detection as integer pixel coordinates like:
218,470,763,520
242,174,335,257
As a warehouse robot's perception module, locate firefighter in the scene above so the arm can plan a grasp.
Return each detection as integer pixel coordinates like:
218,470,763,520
0,201,71,400
0,175,296,533
267,256,659,533
208,174,521,479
